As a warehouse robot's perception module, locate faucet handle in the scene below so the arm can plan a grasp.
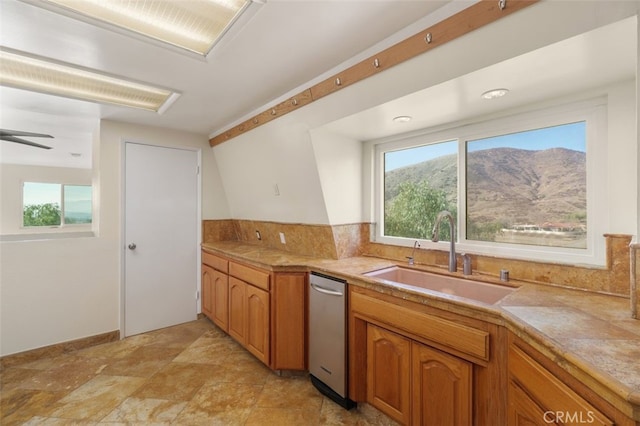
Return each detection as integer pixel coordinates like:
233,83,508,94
462,253,472,275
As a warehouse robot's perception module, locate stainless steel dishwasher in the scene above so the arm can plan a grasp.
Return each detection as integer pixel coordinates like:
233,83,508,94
309,272,356,409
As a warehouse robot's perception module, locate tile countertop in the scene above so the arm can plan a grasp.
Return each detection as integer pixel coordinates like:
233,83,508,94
201,242,640,420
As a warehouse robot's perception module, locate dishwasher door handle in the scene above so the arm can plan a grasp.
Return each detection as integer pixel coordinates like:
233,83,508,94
311,283,344,296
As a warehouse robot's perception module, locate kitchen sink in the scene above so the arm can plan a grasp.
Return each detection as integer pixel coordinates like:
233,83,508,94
363,266,515,304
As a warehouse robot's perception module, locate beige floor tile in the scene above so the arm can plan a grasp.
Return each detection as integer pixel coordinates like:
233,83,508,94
100,396,187,423
0,367,40,391
17,355,111,392
244,407,322,426
101,346,183,378
173,334,244,365
48,375,145,421
213,350,272,385
132,362,218,401
0,388,65,425
175,381,263,425
143,319,214,349
0,319,397,425
319,400,400,426
257,374,324,411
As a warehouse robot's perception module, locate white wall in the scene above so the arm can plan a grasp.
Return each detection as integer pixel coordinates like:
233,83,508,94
310,128,363,225
213,120,330,224
0,120,229,356
214,1,640,231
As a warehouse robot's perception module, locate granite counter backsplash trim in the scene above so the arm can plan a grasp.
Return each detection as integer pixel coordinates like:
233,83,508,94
202,220,633,298
202,219,366,259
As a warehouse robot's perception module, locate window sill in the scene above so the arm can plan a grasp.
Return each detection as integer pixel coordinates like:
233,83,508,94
0,231,96,242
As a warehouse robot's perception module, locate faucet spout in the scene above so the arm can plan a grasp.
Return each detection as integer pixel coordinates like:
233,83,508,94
431,210,457,273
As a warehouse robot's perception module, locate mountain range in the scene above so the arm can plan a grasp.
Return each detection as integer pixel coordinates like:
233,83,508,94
385,147,586,227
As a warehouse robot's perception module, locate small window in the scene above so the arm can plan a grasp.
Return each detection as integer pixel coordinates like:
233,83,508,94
383,140,457,240
465,122,586,249
23,182,92,228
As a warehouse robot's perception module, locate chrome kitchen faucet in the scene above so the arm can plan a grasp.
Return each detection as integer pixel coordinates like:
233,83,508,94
431,210,457,273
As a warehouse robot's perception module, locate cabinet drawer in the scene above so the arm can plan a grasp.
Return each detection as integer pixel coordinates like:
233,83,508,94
509,345,613,426
351,290,489,361
230,262,270,290
202,251,228,273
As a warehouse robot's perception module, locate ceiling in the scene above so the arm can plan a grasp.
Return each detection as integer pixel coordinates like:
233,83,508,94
324,14,637,141
0,1,636,169
0,0,450,168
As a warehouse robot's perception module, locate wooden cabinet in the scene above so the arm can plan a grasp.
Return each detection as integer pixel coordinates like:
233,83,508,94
367,324,411,424
412,341,472,426
350,286,497,425
201,249,306,371
228,276,270,364
271,272,307,370
246,284,270,363
228,277,246,343
507,335,634,426
201,252,229,331
211,269,229,331
365,323,473,426
201,264,214,319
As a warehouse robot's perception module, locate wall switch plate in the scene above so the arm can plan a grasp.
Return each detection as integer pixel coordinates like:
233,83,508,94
279,232,286,244
273,184,280,196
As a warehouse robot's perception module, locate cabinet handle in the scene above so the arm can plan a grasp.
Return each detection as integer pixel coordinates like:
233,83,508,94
311,283,343,296
128,243,137,250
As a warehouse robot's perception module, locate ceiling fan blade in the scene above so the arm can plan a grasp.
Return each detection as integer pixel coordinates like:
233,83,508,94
0,129,54,139
0,135,52,149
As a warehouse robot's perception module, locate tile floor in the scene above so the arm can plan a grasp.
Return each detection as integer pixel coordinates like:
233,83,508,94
1,318,398,425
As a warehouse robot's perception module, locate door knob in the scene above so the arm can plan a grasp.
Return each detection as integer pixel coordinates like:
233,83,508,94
128,243,137,250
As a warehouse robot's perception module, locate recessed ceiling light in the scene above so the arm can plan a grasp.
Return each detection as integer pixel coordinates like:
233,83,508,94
393,115,412,123
481,88,509,100
31,0,252,56
0,47,180,113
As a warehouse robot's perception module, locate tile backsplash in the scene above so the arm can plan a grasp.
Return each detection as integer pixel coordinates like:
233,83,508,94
202,220,633,298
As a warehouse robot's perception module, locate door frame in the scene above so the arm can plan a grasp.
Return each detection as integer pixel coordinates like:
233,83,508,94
119,139,202,338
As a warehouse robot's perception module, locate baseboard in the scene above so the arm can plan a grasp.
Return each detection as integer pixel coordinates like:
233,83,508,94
0,330,120,370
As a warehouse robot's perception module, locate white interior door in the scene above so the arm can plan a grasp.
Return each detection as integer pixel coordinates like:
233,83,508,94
124,142,199,336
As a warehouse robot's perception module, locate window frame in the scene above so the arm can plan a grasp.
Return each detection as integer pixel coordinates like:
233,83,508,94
370,98,608,266
21,181,93,230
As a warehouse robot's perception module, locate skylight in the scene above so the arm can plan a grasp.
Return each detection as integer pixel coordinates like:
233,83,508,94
34,0,251,56
0,47,180,112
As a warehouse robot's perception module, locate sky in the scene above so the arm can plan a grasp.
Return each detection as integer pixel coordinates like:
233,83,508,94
385,121,586,172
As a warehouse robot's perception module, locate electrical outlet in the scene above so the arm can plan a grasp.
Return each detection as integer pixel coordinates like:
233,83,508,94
279,232,286,244
255,230,261,240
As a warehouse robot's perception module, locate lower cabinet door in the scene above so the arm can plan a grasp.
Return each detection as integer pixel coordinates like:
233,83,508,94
228,277,246,344
246,285,270,364
509,380,557,426
211,269,229,332
366,324,411,425
412,341,472,426
201,264,214,319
